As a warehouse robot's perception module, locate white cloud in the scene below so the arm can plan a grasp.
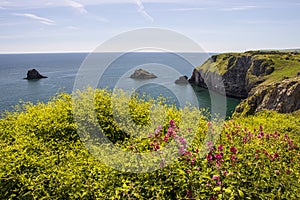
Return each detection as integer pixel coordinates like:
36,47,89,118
13,13,56,25
220,5,257,11
64,0,87,14
135,0,154,23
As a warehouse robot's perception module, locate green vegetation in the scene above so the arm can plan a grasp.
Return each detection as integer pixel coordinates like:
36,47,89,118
198,51,300,83
0,88,299,199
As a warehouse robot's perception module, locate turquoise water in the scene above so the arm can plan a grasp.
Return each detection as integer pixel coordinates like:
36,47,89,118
0,52,240,116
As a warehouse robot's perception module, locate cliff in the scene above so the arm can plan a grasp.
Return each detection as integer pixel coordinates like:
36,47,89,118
189,51,300,115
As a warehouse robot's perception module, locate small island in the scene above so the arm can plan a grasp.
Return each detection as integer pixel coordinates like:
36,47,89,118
130,69,157,79
24,69,48,80
175,75,189,84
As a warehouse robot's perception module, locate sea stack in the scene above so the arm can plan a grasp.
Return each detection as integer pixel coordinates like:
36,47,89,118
25,69,48,80
175,76,189,84
130,69,157,79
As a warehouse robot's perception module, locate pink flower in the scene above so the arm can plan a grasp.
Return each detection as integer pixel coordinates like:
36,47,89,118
206,153,213,162
170,120,176,127
178,137,187,145
259,125,263,131
217,144,224,151
230,146,237,154
178,146,185,155
212,175,219,180
187,169,191,173
215,153,222,160
231,155,236,161
163,135,169,142
286,170,291,174
207,141,213,146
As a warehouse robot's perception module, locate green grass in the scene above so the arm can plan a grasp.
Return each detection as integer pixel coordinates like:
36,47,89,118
0,88,299,199
197,51,300,85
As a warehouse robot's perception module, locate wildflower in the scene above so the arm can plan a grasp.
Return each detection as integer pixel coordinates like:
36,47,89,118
178,137,187,145
231,155,236,161
207,121,212,127
163,135,169,142
206,153,213,162
243,136,248,143
259,125,263,131
196,167,201,171
195,148,199,153
230,146,237,154
215,153,222,160
286,169,291,174
217,144,224,151
212,175,219,180
178,146,185,155
187,169,191,173
255,155,259,159
170,120,176,128
147,133,152,138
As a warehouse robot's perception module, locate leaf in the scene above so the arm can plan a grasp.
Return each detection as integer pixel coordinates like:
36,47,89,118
238,190,244,198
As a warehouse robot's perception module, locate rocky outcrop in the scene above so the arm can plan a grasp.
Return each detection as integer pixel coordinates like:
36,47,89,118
234,77,300,116
25,69,47,80
189,54,276,98
130,69,157,79
189,51,300,114
175,76,189,84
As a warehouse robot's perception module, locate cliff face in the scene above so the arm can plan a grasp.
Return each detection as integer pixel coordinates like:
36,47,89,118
189,51,300,115
234,77,300,116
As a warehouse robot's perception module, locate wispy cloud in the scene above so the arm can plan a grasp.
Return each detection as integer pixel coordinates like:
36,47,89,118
66,25,79,30
13,13,56,25
135,0,154,23
220,5,257,11
64,0,88,14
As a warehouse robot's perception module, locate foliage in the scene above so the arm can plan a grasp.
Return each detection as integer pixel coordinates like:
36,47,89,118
0,89,299,199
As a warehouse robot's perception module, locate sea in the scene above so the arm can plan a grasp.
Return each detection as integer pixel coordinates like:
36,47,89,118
0,52,240,116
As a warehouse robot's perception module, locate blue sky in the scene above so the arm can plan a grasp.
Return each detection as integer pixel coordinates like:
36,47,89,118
0,0,299,53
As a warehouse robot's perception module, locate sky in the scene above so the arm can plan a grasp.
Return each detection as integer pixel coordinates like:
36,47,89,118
0,0,299,53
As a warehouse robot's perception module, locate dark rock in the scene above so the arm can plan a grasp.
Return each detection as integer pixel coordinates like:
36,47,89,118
25,69,47,80
130,69,157,79
175,76,189,84
297,71,300,76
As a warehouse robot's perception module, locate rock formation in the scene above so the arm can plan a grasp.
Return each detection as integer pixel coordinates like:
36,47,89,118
130,69,157,79
189,51,300,115
25,69,47,80
175,76,189,84
234,77,300,116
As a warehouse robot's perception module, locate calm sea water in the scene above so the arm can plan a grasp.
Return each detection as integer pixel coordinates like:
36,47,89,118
0,53,240,116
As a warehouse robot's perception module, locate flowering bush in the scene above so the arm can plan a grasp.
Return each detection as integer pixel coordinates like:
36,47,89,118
0,88,299,199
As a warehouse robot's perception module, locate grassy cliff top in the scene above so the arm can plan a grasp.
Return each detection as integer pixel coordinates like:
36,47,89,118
198,50,300,85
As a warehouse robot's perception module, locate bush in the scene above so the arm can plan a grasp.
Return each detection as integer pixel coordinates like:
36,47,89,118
0,88,299,199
